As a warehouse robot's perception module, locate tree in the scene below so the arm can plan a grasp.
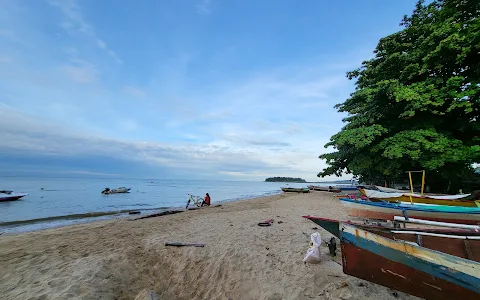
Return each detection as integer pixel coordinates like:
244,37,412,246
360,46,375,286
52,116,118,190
318,0,480,193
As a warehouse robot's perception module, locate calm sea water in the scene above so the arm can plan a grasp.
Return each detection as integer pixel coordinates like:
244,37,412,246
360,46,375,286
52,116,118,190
0,177,310,233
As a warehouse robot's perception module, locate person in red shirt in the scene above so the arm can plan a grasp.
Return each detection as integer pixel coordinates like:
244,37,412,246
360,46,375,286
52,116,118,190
202,193,211,207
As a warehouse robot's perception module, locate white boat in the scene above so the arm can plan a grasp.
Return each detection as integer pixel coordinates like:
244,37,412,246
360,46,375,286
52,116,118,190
101,187,131,194
0,191,28,202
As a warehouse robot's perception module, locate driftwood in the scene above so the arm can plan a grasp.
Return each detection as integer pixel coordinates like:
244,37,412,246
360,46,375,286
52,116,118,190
134,289,158,300
258,219,274,227
133,210,182,221
165,242,205,247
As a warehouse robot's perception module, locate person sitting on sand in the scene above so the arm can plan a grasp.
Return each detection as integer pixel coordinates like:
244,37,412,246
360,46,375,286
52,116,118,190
202,193,211,207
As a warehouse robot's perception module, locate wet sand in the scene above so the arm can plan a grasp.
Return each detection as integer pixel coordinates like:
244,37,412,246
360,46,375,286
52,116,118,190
0,191,418,300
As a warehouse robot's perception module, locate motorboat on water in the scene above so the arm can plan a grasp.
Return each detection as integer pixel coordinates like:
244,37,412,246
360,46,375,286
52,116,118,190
0,190,28,202
101,187,131,194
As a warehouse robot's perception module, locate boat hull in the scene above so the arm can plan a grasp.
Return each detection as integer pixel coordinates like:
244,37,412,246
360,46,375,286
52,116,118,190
334,186,358,191
341,223,480,299
341,242,479,300
304,216,480,261
281,188,309,193
341,199,480,225
0,193,27,202
361,189,476,207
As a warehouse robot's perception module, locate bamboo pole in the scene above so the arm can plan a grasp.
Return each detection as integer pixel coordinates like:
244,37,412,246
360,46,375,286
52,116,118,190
394,216,480,230
408,171,414,194
421,170,425,195
391,230,480,240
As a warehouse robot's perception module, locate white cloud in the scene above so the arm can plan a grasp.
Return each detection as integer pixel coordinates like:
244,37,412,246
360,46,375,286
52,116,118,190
48,0,123,64
0,106,287,178
62,59,99,83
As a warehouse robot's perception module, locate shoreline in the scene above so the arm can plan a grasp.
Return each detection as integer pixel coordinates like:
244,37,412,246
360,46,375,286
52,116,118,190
0,191,417,300
0,190,284,235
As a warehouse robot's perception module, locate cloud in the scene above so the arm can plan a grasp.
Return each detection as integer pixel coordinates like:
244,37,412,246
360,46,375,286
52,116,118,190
124,86,146,98
62,59,99,83
48,0,123,64
63,170,121,176
0,106,291,179
196,0,212,14
221,132,291,147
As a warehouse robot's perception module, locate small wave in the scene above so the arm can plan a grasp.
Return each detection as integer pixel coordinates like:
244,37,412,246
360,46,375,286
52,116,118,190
0,206,174,227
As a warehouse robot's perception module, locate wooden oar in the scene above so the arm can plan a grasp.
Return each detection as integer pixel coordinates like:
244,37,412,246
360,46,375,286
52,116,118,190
165,242,205,247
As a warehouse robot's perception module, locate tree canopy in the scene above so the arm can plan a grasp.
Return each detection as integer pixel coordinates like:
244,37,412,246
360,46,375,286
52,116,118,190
318,0,480,192
265,177,306,183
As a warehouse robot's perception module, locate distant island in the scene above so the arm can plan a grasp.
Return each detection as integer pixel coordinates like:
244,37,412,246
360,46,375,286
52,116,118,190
265,177,306,183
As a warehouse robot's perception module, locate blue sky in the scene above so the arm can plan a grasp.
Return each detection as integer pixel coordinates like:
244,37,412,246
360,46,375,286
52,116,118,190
0,0,419,180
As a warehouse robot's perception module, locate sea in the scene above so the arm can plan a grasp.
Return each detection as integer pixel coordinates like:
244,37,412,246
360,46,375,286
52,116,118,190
0,177,312,234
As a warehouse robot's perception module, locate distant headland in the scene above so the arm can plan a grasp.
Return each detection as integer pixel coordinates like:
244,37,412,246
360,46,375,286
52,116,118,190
265,177,306,183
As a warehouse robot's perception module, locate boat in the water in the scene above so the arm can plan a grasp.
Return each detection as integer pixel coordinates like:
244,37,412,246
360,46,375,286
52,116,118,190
281,187,310,193
339,197,480,225
0,191,28,202
303,216,480,299
360,188,478,207
101,187,131,194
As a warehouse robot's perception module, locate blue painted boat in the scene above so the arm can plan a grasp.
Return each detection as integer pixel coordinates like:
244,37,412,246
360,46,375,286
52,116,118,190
339,197,480,224
304,217,480,299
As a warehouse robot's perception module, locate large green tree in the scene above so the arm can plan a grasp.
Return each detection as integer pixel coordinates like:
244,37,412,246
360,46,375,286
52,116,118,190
318,0,480,192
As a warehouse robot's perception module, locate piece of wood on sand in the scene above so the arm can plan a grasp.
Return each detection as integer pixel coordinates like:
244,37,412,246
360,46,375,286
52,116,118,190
134,289,158,300
132,210,183,221
165,242,205,247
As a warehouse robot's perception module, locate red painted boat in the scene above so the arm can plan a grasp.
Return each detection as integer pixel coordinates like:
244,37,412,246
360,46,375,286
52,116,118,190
304,216,480,261
304,217,480,299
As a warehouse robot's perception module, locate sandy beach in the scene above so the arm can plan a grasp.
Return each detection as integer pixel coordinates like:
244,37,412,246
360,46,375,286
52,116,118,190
0,191,418,300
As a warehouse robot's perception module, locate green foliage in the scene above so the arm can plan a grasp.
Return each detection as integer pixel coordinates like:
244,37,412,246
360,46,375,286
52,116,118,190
319,0,480,192
265,177,306,183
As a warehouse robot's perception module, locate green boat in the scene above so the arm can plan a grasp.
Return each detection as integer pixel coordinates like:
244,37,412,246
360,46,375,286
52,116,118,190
281,187,310,193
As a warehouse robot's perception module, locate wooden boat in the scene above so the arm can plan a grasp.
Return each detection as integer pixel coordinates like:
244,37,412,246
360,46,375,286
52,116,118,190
303,217,480,299
304,216,480,260
361,188,477,207
331,185,359,191
334,191,365,199
309,186,342,192
303,216,480,238
339,198,480,225
0,191,28,202
281,187,309,193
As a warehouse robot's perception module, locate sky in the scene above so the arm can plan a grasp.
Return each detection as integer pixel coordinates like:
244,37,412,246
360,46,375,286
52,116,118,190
0,0,419,181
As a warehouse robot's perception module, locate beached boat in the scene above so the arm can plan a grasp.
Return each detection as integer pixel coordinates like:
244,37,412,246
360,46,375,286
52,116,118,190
304,216,480,259
309,186,343,192
361,188,477,207
303,217,480,299
101,187,131,194
281,187,310,193
0,191,28,202
331,185,359,191
340,198,480,225
313,186,329,191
